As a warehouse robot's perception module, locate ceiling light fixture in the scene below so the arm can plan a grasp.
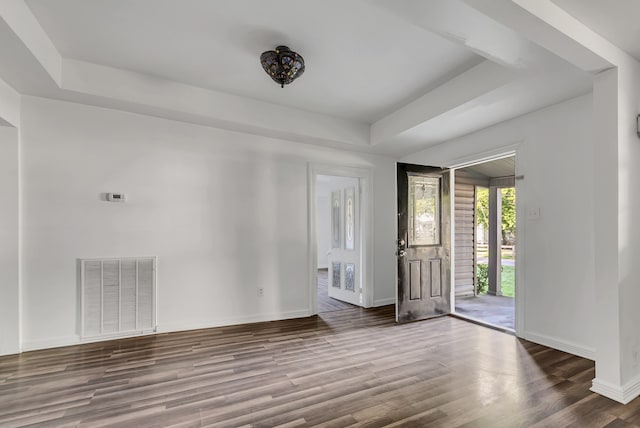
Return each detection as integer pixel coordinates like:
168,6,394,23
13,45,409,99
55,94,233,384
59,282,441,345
260,45,305,88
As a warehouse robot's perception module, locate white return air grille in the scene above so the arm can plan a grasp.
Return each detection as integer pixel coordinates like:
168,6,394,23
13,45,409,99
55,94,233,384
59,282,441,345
81,257,156,339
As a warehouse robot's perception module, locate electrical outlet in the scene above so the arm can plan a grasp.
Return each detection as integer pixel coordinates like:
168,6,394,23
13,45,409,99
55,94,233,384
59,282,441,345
257,287,264,298
527,207,541,221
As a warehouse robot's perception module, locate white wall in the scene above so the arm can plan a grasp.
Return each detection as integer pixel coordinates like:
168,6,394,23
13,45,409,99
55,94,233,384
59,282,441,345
19,96,396,350
0,125,19,355
403,94,596,358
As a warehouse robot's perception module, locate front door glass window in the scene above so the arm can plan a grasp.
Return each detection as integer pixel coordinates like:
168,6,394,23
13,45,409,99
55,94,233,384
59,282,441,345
408,175,440,246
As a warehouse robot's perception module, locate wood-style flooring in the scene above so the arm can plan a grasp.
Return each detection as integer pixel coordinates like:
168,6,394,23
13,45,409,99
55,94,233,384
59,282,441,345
317,269,357,313
1,306,639,427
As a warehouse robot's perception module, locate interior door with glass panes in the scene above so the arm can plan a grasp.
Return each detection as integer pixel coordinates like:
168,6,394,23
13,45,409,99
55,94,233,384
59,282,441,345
327,177,362,306
396,163,451,323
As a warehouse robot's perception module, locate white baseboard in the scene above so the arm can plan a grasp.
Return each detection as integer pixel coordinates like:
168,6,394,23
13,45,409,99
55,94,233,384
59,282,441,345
0,342,20,356
22,309,312,352
522,331,595,361
157,309,312,334
591,376,640,404
22,335,81,352
21,330,160,352
373,297,395,307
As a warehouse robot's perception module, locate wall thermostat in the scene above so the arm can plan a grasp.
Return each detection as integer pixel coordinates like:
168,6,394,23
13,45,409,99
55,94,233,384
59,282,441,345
107,193,126,202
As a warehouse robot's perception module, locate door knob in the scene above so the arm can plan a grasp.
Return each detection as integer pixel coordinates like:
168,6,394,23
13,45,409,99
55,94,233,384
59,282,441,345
397,249,406,257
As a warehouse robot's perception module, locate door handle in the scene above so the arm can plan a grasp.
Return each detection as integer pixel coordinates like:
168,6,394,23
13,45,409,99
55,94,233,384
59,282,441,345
396,249,406,258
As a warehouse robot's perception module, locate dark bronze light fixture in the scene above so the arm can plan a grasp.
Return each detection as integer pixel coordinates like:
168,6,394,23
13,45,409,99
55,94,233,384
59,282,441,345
260,45,305,88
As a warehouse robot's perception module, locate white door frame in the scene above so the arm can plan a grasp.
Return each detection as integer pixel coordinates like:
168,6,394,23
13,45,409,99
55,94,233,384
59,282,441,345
447,144,524,336
307,163,374,314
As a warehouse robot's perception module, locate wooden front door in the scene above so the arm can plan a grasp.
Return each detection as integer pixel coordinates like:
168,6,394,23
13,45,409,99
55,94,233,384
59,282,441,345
397,163,451,323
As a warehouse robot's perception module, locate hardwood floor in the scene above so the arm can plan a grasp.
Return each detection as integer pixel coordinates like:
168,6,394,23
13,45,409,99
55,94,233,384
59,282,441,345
317,269,358,313
1,306,638,427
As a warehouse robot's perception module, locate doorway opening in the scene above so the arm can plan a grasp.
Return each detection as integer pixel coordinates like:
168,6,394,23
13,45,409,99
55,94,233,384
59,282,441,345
308,165,373,315
315,175,361,313
453,155,516,331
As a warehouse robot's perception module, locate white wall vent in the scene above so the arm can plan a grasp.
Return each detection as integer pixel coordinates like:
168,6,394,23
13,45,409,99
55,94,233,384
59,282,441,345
80,257,156,339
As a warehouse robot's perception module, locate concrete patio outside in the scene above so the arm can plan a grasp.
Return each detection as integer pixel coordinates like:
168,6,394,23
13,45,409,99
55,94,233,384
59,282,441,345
455,294,515,330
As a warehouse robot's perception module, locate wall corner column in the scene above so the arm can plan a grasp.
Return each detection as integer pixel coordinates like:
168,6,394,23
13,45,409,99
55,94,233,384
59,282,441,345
0,125,20,356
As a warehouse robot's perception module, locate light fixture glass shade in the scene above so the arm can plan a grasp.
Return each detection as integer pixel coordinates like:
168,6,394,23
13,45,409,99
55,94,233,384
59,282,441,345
260,45,305,88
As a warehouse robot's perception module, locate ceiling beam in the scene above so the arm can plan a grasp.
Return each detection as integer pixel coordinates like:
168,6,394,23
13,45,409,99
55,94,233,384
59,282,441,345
0,75,20,127
462,0,617,72
0,0,60,85
371,60,516,146
370,64,591,156
367,0,593,155
372,0,567,72
61,59,370,148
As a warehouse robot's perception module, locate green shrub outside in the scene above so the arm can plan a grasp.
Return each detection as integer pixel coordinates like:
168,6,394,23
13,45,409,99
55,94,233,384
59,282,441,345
476,264,488,294
476,263,514,297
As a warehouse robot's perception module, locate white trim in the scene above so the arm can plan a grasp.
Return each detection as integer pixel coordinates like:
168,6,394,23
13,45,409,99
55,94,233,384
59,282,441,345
22,309,311,352
591,376,640,404
513,151,525,336
448,145,524,337
307,163,375,313
308,165,318,315
22,330,156,352
449,169,456,313
158,309,312,334
81,329,156,343
394,163,398,322
447,144,520,170
22,336,83,352
17,126,23,353
373,298,396,307
153,257,158,331
523,331,595,360
78,255,158,261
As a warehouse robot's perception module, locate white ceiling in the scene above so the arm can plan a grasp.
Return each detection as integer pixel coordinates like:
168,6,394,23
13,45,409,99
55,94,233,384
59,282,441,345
0,0,601,157
25,0,483,123
552,0,640,61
